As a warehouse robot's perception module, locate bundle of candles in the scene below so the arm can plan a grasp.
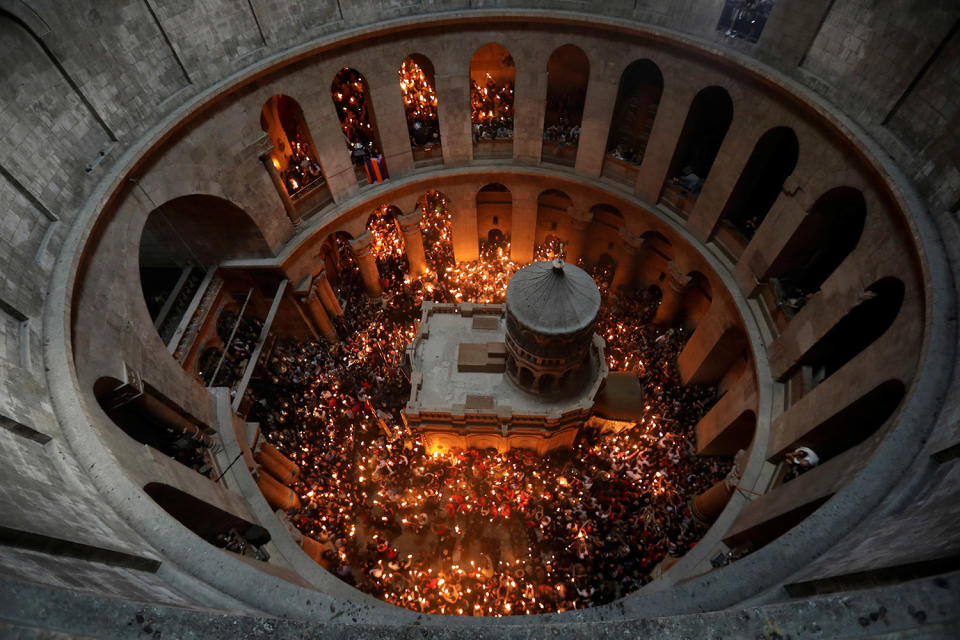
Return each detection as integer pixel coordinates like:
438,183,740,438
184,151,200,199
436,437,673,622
471,73,514,130
247,197,730,616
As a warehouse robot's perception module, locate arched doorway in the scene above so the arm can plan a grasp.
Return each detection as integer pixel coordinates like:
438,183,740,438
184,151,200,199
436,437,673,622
367,204,408,288
602,60,664,185
714,126,799,258
400,54,442,166
471,43,515,159
542,45,589,166
331,67,386,184
660,86,734,218
259,94,329,217
477,183,512,258
535,190,573,257
416,190,455,271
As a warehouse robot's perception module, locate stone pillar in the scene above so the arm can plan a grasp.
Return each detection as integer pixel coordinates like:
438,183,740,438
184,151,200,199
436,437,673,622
366,64,415,177
564,207,593,264
450,187,479,262
513,62,548,164
299,88,358,202
349,232,383,298
575,70,619,177
690,450,745,525
303,286,339,343
432,52,473,165
610,227,645,292
397,210,428,275
314,269,343,317
511,185,538,264
654,261,691,325
635,82,698,203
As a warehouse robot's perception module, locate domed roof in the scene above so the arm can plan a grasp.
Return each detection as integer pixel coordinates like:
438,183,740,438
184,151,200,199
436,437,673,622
505,259,601,335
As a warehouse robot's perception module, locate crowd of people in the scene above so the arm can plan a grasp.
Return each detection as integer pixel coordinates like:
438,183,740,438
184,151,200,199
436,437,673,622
245,199,729,615
471,74,514,142
279,135,324,196
399,58,441,151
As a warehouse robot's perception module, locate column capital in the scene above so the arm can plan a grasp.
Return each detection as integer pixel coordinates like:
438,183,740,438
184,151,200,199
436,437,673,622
666,261,692,292
618,226,645,254
397,210,423,234
349,231,375,257
566,206,593,229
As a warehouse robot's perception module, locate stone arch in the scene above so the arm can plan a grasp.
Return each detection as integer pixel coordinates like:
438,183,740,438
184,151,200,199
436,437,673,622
603,59,664,180
797,277,905,389
331,67,384,170
260,94,326,196
769,187,867,299
477,183,512,256
715,126,799,252
535,189,573,250
400,53,442,164
661,86,734,216
471,42,515,158
542,44,589,166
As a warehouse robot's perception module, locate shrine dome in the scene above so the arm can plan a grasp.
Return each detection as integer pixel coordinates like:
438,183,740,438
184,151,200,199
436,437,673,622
505,259,601,336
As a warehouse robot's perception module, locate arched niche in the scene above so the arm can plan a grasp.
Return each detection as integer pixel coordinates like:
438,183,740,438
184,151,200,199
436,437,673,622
400,54,442,165
797,277,905,389
636,230,674,288
602,60,664,185
535,189,573,250
542,44,589,166
260,95,326,196
416,190,455,270
477,183,512,257
660,86,734,217
331,67,385,183
139,195,271,343
778,379,905,470
769,187,867,305
144,482,261,542
470,43,515,159
94,377,213,476
714,126,799,257
583,204,624,266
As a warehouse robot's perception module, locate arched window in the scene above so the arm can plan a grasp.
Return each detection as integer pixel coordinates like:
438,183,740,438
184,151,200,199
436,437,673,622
717,0,777,44
139,195,270,346
535,190,573,257
769,187,867,310
399,54,442,166
583,204,624,267
603,60,663,185
478,183,512,258
714,127,798,257
331,67,386,184
471,43,515,159
542,45,589,166
778,380,905,471
661,86,733,218
94,377,214,477
367,204,408,285
796,278,904,388
416,190,455,271
259,95,328,213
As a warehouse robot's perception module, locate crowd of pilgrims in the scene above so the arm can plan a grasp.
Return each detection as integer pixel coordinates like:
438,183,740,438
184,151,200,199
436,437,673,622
245,193,729,615
471,74,514,142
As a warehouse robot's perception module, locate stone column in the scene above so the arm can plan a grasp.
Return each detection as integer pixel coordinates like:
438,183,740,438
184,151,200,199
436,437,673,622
654,261,691,325
450,186,479,262
511,184,538,264
432,49,473,165
513,63,548,164
314,268,343,317
365,64,415,177
690,450,745,525
303,286,339,343
575,65,619,177
398,209,428,275
349,232,383,298
635,82,698,203
564,207,593,264
610,227,645,291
